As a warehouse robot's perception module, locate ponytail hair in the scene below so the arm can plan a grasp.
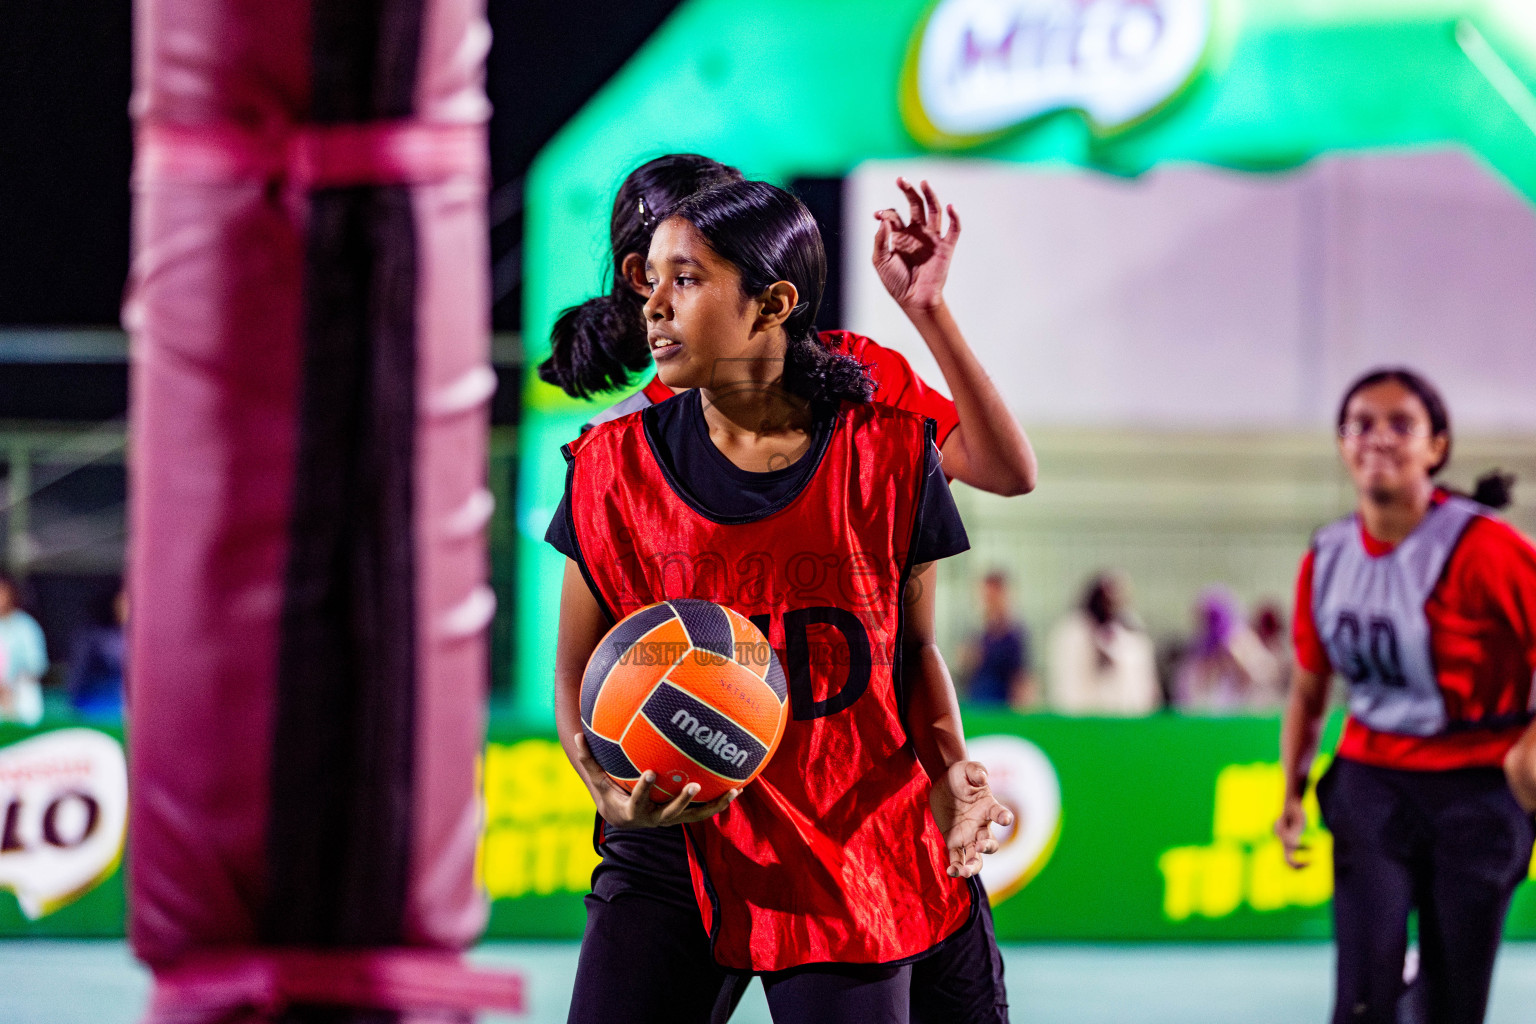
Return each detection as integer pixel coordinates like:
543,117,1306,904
540,295,649,399
1337,366,1515,511
670,180,874,405
1471,469,1515,511
539,154,743,399
782,329,876,406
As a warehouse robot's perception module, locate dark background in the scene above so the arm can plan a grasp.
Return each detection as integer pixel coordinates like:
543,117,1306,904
0,0,693,684
0,0,858,426
0,0,862,701
0,0,686,332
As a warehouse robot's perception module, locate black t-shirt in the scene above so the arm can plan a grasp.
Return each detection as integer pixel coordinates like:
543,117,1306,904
545,389,969,565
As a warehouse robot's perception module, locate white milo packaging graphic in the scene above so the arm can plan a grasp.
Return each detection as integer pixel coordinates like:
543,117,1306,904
0,728,128,919
910,0,1211,142
968,733,1062,903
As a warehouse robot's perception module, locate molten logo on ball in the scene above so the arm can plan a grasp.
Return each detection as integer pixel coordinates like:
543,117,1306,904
581,600,788,803
671,709,751,770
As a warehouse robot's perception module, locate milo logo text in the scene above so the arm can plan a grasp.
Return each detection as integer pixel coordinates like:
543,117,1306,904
903,0,1211,147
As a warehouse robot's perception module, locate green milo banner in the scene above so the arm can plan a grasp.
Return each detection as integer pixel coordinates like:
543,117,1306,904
8,715,1536,941
514,0,1536,718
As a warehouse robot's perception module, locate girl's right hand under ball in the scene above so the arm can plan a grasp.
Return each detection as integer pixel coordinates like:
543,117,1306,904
572,733,738,829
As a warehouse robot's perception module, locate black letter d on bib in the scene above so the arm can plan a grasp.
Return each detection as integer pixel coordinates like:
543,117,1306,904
783,606,872,721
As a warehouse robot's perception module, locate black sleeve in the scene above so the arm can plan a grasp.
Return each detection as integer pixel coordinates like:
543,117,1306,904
544,488,579,561
911,440,970,564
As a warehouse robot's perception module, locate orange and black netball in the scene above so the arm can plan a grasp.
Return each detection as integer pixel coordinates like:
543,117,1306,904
580,599,788,803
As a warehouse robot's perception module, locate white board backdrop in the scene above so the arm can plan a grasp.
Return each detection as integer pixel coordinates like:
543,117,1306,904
843,150,1536,430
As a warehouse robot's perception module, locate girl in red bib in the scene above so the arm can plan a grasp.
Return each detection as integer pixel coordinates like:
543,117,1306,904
549,179,1011,1022
1276,368,1536,1024
545,155,1022,1024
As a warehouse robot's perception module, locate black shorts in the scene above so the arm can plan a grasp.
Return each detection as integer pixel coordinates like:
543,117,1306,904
571,820,1009,1023
911,887,1009,1024
571,823,727,1024
588,820,696,908
1318,757,1534,1024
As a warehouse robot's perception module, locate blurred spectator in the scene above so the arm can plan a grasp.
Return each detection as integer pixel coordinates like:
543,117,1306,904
67,586,126,718
1250,599,1291,703
962,571,1035,708
1172,587,1283,710
1153,632,1187,710
0,572,47,725
1047,572,1159,715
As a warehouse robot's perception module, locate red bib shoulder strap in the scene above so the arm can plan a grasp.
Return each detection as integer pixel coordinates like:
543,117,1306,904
564,408,647,462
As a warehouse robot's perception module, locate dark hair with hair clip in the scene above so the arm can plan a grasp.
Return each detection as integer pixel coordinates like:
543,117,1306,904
667,180,874,406
1336,366,1514,510
539,154,743,399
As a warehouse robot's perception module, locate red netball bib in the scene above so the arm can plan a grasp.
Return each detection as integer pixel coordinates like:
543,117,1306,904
563,402,973,972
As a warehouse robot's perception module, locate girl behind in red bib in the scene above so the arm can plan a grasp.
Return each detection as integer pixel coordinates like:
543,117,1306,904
539,153,1037,498
548,178,1011,1022
1276,367,1536,1024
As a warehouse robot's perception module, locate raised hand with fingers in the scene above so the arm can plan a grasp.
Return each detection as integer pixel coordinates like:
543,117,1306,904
572,733,739,829
929,759,1015,878
873,177,961,314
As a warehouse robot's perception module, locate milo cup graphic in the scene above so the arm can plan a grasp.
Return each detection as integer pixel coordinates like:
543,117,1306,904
0,729,128,919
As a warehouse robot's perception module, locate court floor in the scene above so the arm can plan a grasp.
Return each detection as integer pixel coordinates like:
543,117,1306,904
7,941,1536,1023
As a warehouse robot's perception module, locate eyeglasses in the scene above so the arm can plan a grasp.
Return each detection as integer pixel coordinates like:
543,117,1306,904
1338,416,1433,440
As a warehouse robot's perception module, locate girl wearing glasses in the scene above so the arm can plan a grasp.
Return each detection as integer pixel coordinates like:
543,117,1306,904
1276,367,1536,1024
